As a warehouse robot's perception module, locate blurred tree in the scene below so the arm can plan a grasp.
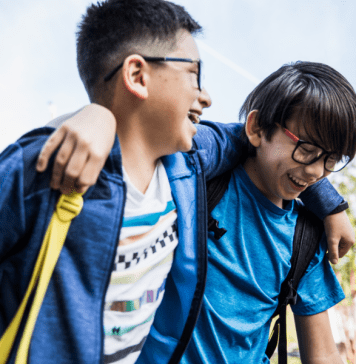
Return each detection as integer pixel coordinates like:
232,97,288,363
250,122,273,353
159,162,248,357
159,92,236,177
328,162,356,364
329,164,356,301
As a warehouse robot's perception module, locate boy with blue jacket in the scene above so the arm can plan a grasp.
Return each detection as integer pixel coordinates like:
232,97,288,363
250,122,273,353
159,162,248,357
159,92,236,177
0,1,242,363
1,1,353,364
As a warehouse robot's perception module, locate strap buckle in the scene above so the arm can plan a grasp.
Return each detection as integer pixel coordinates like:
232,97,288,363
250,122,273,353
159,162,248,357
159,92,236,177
208,218,227,240
285,279,297,306
56,192,84,222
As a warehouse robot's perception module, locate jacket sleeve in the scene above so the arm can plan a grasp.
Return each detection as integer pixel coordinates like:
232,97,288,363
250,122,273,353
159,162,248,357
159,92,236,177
299,179,343,220
193,120,244,180
194,120,344,220
0,143,26,258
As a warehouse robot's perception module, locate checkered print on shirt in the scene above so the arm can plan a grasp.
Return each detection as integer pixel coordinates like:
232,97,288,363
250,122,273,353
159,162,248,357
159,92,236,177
113,222,178,271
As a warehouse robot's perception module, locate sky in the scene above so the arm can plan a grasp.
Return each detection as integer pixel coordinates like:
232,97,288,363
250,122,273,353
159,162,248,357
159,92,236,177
0,0,355,154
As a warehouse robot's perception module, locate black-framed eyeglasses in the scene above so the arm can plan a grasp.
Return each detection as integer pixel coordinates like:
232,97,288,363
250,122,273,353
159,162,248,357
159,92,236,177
283,127,350,172
103,56,202,91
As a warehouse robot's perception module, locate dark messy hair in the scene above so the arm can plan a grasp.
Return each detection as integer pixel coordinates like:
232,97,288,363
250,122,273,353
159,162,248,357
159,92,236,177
76,0,202,100
239,61,356,161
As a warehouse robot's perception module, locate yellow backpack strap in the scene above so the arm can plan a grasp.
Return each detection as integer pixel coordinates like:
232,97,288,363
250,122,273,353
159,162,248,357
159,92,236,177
0,192,83,364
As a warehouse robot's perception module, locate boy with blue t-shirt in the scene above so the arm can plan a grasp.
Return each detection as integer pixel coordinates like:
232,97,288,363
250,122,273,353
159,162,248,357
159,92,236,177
180,62,356,363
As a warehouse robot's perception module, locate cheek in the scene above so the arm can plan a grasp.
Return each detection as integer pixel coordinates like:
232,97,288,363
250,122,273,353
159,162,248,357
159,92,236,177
271,145,289,159
260,147,285,167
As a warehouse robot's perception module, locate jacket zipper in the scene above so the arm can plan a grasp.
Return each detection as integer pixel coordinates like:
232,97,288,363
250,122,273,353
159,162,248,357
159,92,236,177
168,158,208,364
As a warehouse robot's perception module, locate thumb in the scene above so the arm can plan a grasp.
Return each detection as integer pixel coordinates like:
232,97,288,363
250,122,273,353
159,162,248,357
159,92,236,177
326,236,339,265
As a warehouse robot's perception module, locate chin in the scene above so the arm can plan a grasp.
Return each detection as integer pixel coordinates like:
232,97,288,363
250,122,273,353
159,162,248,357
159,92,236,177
283,191,301,201
180,141,193,153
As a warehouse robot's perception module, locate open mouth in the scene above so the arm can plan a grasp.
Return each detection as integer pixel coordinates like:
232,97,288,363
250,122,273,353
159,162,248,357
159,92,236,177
287,174,307,189
188,111,200,124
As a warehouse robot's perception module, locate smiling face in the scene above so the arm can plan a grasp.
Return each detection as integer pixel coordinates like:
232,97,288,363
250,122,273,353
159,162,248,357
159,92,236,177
144,30,211,155
243,111,331,208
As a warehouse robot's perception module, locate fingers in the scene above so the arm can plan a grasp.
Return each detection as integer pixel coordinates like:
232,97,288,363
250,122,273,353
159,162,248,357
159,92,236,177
324,210,355,264
327,238,353,264
326,237,339,265
337,239,353,260
36,127,67,172
37,105,116,194
52,138,107,195
37,126,109,194
50,133,77,192
73,152,105,194
58,139,90,194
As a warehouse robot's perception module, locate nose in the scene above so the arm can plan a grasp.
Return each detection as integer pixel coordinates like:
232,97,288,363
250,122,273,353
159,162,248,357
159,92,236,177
198,88,212,109
303,157,326,180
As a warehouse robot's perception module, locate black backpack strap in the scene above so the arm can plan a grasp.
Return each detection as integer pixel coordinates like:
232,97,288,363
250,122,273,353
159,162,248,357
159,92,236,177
266,205,324,363
206,170,232,240
191,138,232,240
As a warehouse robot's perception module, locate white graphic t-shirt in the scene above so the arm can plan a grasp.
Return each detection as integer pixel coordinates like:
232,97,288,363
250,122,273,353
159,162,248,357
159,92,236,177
103,160,178,364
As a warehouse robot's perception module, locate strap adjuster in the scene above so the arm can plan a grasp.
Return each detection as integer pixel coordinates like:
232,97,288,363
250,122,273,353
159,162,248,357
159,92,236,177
56,192,84,222
285,279,297,306
208,218,227,240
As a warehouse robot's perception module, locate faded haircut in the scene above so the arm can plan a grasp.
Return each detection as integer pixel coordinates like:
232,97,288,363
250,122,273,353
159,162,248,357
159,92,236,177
239,61,356,160
76,0,202,100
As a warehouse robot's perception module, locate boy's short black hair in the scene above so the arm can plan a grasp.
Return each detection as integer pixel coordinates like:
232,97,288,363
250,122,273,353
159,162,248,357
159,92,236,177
77,0,202,99
239,61,356,161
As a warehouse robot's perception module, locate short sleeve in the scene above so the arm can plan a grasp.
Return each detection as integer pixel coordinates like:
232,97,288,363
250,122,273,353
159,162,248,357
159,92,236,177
291,234,345,316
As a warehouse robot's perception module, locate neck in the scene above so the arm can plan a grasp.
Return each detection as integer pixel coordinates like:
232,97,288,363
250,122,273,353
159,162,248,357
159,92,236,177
116,116,161,194
243,158,283,209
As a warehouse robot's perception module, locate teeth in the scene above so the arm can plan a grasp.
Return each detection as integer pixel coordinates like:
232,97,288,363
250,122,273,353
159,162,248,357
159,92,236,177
288,174,307,187
188,111,200,124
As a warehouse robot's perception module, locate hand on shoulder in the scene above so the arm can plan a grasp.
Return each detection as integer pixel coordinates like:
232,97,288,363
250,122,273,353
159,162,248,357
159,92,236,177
36,104,116,194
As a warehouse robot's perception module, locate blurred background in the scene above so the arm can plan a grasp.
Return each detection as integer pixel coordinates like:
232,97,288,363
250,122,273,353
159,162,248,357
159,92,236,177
1,0,356,362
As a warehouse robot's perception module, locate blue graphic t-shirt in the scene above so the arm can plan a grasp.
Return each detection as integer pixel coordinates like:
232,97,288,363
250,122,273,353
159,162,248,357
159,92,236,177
181,165,344,364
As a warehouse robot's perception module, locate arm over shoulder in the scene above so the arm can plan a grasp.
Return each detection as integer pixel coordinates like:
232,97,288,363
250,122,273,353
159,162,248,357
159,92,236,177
193,121,244,180
299,178,343,220
194,121,344,215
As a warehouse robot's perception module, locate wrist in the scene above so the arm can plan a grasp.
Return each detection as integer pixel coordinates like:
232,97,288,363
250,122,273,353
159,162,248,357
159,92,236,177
328,200,349,215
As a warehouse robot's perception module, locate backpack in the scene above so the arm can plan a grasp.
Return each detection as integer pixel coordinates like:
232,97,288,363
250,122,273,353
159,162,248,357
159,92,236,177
206,170,324,364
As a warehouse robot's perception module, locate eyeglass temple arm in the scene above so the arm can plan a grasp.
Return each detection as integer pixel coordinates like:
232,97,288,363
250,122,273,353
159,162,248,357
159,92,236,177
104,63,124,82
284,128,299,143
104,57,167,82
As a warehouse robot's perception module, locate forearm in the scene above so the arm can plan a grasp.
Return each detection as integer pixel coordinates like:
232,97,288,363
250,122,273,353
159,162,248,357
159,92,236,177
295,311,344,364
300,350,344,364
46,104,115,128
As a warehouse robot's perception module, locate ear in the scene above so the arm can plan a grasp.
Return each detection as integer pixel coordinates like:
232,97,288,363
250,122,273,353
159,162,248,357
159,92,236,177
245,110,262,147
122,55,149,100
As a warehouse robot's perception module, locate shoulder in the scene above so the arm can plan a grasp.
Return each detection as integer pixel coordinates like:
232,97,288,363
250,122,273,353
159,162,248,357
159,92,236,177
0,127,55,197
194,120,243,149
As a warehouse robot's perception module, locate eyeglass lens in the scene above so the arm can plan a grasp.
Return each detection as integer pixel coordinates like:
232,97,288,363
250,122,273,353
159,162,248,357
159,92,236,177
293,143,349,172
